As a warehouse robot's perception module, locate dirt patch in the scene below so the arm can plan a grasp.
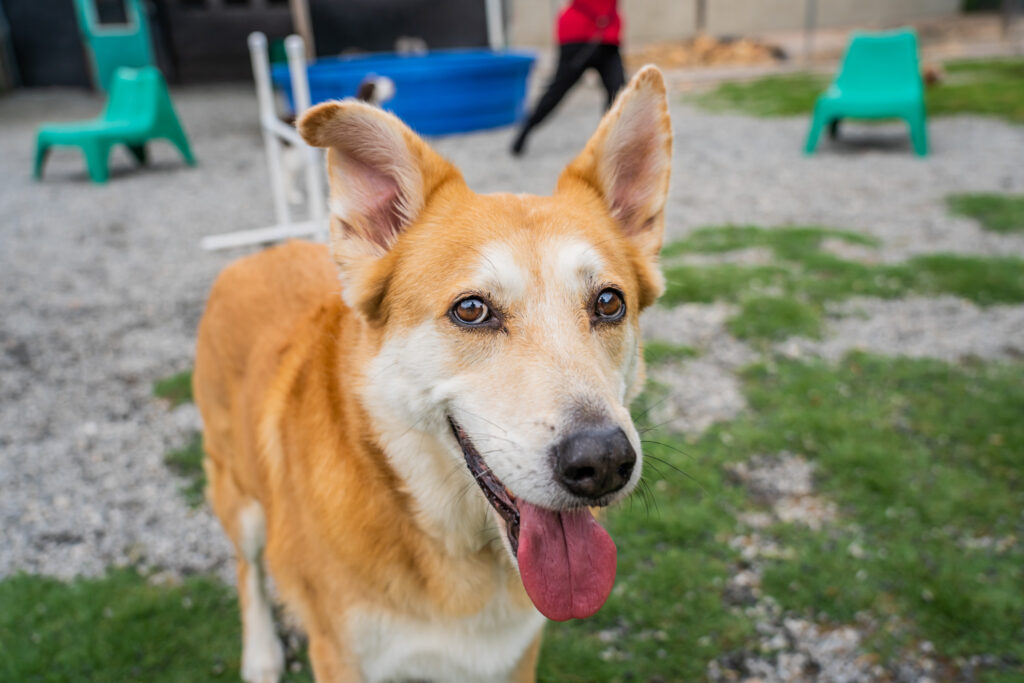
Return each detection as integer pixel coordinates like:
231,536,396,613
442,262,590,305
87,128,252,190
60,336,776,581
627,34,786,71
728,453,838,530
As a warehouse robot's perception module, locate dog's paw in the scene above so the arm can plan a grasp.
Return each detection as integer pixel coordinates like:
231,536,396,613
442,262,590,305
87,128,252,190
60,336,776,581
241,636,285,683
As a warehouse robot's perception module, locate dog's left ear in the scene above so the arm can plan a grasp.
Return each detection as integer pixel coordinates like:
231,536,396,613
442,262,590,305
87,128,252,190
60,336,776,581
557,66,672,308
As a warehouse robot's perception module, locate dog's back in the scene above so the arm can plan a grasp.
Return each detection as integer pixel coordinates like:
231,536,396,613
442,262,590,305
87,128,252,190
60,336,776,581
195,241,338,485
194,241,355,681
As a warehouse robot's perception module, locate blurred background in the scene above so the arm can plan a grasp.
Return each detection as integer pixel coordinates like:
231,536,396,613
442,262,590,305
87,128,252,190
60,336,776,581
1,1,1022,681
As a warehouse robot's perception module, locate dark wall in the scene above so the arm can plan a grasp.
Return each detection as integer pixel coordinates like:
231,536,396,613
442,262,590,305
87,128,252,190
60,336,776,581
309,0,488,56
2,0,90,87
2,0,175,88
2,0,491,87
962,0,1002,10
154,0,292,82
153,0,490,82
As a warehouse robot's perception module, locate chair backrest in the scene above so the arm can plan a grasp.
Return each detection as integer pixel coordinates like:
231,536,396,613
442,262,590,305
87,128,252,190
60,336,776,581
835,29,922,96
73,0,154,91
103,66,161,125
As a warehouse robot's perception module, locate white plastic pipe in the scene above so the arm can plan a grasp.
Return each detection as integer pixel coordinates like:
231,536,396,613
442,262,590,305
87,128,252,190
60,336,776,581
203,32,327,250
248,31,291,228
285,34,327,238
200,220,324,251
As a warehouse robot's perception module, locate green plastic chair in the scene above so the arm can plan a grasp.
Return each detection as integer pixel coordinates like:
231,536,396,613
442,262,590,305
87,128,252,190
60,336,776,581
805,29,928,156
74,0,154,92
34,66,195,183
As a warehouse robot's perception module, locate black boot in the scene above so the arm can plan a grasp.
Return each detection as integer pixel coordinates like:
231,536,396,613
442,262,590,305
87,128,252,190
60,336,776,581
510,126,529,157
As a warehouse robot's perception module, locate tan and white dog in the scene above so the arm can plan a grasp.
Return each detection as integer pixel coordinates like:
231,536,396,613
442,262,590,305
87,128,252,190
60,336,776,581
193,66,672,682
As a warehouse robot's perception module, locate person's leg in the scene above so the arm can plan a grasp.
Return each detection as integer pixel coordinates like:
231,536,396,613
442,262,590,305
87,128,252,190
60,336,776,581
512,43,590,155
593,44,626,110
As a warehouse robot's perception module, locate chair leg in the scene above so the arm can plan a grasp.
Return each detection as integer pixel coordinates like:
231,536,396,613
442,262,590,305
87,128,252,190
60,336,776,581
127,144,148,165
166,125,196,166
81,141,111,183
34,141,50,180
828,118,841,140
907,113,928,156
804,110,827,154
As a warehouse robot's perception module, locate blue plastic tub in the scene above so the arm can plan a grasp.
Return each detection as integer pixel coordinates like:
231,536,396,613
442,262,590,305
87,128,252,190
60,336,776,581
272,49,536,136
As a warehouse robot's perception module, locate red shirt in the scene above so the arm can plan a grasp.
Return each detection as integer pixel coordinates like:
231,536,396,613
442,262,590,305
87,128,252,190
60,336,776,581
556,0,621,46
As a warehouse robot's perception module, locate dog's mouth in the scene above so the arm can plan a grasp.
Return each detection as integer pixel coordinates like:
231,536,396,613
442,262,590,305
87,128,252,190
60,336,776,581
448,416,618,622
448,417,522,555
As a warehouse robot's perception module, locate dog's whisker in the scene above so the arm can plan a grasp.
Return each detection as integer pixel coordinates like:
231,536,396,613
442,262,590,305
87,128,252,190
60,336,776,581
641,459,668,479
642,444,697,466
640,478,660,519
636,414,682,435
396,411,433,441
635,479,652,519
631,390,676,426
642,454,706,493
451,407,512,439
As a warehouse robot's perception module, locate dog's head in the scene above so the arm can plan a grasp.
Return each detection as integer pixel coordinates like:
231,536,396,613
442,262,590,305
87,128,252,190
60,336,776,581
299,67,672,621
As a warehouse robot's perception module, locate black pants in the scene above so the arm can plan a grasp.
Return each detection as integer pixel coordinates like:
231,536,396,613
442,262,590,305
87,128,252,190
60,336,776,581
514,43,625,149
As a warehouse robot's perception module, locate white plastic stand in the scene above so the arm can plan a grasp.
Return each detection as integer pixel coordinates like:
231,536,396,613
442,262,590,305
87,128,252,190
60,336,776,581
201,32,328,251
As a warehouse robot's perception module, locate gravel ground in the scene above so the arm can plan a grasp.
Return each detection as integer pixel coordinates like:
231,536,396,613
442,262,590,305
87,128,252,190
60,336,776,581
640,304,756,433
2,75,1023,676
780,296,1024,362
713,452,939,682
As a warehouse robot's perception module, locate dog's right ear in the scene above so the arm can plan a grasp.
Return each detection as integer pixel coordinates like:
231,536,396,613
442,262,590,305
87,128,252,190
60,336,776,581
557,66,672,310
299,101,462,320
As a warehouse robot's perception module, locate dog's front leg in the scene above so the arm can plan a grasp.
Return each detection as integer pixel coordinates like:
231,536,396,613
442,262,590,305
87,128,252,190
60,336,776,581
238,503,285,683
306,624,362,682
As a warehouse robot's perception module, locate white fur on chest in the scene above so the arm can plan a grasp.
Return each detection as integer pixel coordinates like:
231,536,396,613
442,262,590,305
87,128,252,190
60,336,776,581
347,589,545,683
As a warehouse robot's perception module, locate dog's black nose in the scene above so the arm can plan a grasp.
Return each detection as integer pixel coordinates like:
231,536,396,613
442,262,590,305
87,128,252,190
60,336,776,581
553,426,636,500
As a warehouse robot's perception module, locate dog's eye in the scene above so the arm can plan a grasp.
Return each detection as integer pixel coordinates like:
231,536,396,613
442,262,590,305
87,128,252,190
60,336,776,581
451,297,491,326
594,289,625,322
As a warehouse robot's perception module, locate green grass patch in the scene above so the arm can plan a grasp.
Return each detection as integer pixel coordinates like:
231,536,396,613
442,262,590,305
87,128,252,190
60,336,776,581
0,569,311,682
694,73,827,117
660,226,1024,315
944,57,1024,80
154,369,204,507
165,434,206,507
728,296,822,341
538,537,752,681
694,58,1024,123
601,351,1023,677
662,225,878,261
909,253,1024,305
741,354,1024,664
932,58,1024,123
643,340,698,365
662,263,794,304
153,370,193,407
947,192,1024,233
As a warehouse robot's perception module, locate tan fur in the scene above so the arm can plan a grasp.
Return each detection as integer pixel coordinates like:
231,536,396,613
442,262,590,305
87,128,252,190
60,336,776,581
194,66,673,682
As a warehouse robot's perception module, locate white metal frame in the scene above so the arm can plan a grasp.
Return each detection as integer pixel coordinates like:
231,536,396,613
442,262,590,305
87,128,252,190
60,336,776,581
201,32,327,251
485,0,506,49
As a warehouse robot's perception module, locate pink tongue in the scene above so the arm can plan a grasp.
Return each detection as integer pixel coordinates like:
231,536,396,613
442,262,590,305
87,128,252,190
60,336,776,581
517,501,617,621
